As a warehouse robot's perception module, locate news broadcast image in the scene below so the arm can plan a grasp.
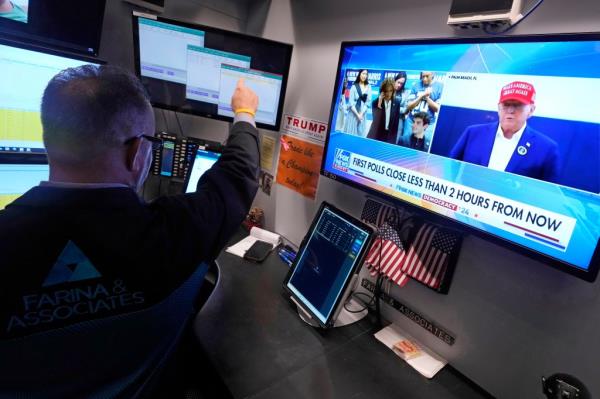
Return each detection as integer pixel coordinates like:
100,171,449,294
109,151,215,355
323,40,600,271
0,0,29,23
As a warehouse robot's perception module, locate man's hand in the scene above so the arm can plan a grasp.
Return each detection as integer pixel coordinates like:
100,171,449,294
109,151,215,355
231,78,258,115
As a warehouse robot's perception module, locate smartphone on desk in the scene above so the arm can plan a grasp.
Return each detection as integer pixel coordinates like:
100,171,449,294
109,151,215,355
243,240,273,262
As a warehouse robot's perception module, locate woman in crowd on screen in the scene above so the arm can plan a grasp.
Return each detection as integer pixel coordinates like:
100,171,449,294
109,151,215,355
344,69,371,137
335,77,349,132
393,71,409,144
367,78,400,144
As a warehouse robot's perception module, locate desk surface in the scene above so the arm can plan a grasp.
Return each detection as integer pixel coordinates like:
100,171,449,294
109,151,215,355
194,234,490,399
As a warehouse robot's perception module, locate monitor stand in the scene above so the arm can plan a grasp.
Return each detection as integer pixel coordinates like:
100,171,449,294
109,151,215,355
291,296,368,328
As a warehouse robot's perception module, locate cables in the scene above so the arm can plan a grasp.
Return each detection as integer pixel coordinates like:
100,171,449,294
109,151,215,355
482,0,545,35
160,108,184,138
344,226,384,315
345,203,416,320
161,109,169,133
174,111,185,138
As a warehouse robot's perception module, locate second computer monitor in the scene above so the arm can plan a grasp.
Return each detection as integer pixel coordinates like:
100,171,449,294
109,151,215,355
283,202,376,328
0,162,49,210
183,148,221,193
0,39,100,156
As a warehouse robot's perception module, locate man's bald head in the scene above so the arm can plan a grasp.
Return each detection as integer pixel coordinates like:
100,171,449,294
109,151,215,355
41,64,153,165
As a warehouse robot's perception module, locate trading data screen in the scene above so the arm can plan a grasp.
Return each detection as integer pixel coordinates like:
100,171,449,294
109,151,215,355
286,206,370,324
0,42,98,155
0,163,48,209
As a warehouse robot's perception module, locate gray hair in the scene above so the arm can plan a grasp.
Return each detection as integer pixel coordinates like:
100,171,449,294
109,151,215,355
41,64,151,162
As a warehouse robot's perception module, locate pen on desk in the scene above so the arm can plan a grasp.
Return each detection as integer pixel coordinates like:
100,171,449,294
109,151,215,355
281,251,296,264
280,247,297,259
278,250,294,266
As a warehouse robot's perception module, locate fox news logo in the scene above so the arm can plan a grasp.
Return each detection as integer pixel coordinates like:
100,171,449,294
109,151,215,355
333,148,350,172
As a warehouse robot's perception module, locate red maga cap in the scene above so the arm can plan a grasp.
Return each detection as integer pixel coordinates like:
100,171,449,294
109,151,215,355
499,81,536,104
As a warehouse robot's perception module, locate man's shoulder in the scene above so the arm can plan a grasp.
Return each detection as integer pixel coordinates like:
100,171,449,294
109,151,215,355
464,122,497,134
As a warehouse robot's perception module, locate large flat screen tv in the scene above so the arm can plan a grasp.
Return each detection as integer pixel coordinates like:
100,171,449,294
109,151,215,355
322,33,600,281
0,0,106,56
132,14,293,131
0,39,101,157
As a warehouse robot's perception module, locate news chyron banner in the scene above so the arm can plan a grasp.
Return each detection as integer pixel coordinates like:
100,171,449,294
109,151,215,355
333,149,576,250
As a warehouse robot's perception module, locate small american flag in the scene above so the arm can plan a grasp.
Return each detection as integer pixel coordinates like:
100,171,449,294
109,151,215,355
364,222,405,278
366,221,461,290
361,199,397,227
392,223,460,290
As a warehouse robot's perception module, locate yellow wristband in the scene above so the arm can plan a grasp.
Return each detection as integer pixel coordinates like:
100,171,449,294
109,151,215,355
234,108,256,117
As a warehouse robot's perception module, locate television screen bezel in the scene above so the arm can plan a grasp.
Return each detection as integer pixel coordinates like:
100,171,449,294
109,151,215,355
321,32,600,283
131,14,293,132
0,0,107,56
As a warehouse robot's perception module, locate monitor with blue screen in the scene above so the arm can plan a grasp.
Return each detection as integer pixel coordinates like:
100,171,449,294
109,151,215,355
183,148,221,193
0,39,100,156
283,202,376,328
0,162,48,210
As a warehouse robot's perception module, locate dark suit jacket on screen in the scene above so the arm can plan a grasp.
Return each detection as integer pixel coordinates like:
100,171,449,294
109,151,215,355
449,122,560,183
367,98,400,144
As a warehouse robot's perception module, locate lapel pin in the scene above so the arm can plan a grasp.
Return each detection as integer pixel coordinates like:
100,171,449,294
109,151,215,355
517,145,528,156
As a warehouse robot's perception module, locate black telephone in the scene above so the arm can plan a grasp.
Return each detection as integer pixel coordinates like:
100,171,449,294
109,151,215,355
243,240,273,263
151,132,177,177
152,133,223,179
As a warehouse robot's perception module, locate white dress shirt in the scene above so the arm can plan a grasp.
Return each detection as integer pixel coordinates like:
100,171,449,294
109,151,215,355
487,123,526,171
384,99,391,130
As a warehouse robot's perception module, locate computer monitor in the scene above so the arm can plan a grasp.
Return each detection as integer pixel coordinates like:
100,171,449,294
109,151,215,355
0,0,106,56
283,202,376,328
0,39,101,156
132,14,293,131
183,148,221,193
0,162,49,210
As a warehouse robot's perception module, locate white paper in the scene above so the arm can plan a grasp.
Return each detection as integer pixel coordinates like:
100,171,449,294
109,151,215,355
374,324,447,379
225,227,281,258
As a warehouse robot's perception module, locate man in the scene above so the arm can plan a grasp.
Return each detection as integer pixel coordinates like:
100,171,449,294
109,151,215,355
0,65,259,397
398,112,431,152
449,81,560,183
403,71,442,140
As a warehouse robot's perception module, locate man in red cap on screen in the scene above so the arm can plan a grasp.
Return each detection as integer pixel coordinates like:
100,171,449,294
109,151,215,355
449,81,560,183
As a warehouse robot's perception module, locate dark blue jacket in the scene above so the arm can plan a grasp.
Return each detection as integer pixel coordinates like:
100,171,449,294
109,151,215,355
449,122,560,183
366,98,400,144
0,121,259,398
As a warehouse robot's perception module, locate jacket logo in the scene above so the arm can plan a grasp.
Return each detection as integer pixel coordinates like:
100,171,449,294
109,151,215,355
43,241,101,287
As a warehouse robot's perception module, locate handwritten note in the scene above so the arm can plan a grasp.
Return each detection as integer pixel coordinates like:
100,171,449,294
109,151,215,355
276,134,323,199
